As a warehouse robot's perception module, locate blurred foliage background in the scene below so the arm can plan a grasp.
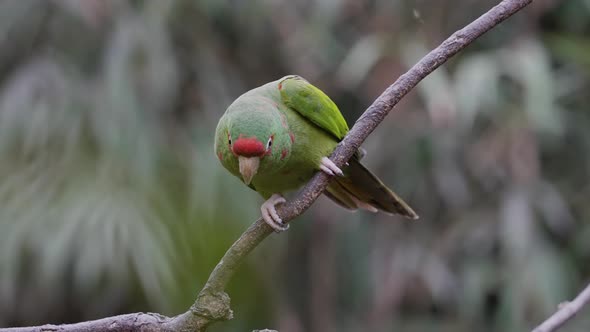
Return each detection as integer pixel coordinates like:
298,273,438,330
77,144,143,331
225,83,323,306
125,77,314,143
0,0,589,331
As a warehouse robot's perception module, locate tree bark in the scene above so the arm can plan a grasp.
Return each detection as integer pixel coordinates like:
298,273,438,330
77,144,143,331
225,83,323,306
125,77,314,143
532,282,590,332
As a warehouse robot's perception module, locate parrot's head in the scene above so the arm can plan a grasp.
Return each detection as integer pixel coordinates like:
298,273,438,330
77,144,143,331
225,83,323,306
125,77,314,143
215,97,293,185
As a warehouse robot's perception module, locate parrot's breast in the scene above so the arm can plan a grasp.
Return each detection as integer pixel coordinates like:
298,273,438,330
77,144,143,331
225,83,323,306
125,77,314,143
246,106,339,198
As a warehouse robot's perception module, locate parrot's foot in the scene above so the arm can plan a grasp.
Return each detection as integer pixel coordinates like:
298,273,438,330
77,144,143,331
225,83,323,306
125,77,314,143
261,194,289,232
320,157,343,176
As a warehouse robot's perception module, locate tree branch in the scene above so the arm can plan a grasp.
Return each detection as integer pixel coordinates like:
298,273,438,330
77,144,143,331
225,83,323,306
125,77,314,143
531,282,590,332
0,0,533,331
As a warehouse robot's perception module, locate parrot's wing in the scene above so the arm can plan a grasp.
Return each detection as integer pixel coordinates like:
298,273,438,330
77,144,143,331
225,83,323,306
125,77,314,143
278,75,349,141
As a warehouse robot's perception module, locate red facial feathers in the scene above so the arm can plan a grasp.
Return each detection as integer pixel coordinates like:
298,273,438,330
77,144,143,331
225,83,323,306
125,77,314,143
232,137,266,157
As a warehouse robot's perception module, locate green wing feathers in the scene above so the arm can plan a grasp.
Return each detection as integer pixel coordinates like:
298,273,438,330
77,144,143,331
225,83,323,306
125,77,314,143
326,158,419,219
279,75,349,140
278,75,417,219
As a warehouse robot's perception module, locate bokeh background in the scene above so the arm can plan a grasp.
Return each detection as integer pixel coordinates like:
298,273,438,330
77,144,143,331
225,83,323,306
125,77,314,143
0,0,589,331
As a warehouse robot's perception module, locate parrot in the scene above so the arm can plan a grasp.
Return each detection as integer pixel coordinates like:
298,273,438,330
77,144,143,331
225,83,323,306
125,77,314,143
214,75,418,231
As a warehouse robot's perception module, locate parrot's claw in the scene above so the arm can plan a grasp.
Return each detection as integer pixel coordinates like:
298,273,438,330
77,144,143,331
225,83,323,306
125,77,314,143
261,194,289,232
320,157,343,176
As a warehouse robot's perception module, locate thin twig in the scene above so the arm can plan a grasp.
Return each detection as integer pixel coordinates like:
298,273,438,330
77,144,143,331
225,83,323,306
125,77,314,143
0,0,533,331
532,283,590,332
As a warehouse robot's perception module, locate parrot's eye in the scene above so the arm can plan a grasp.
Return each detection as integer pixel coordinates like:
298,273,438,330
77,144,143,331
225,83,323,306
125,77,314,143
227,133,232,146
266,136,273,150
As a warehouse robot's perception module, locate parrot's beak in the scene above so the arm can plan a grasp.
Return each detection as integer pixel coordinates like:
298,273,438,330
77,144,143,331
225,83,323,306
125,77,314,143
238,156,260,185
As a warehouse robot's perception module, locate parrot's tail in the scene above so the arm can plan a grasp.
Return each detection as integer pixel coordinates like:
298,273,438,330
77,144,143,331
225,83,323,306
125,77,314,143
324,157,418,220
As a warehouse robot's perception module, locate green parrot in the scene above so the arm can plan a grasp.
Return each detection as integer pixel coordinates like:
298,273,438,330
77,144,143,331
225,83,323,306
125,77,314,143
214,75,417,231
